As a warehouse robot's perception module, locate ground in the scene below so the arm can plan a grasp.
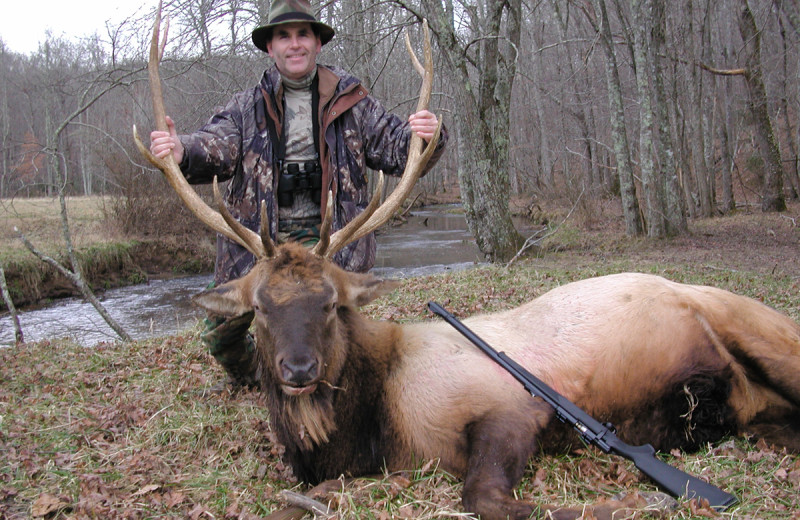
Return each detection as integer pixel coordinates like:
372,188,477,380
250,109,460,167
0,197,798,520
531,197,799,280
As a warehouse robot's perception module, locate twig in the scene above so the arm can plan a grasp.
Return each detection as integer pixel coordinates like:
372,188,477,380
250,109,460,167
262,479,347,520
400,192,422,218
280,490,334,518
506,188,585,268
0,266,24,345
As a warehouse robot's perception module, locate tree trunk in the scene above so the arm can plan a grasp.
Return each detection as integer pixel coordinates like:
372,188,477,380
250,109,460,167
717,92,736,213
739,0,786,212
632,0,665,237
778,14,800,199
529,30,553,190
687,0,713,217
651,0,687,233
593,0,643,236
0,267,23,345
411,0,524,261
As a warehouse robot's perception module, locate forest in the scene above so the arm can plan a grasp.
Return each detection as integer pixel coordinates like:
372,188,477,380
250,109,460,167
1,0,799,261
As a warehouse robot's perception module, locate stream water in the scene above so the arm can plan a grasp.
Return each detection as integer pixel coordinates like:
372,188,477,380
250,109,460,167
0,205,483,347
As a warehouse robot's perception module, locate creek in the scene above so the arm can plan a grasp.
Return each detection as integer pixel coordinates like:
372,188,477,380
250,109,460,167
0,205,483,347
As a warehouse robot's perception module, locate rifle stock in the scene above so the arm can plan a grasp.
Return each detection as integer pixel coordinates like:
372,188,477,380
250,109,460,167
427,301,738,511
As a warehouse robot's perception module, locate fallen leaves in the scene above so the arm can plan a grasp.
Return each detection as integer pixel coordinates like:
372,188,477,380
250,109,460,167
30,493,70,518
2,289,799,519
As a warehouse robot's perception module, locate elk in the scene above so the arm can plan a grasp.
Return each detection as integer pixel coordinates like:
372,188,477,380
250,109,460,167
134,9,800,520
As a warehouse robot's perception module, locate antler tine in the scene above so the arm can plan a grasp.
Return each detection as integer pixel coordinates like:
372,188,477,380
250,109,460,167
311,192,334,256
132,1,268,259
404,26,426,77
313,173,385,258
158,16,169,62
212,178,272,257
322,19,441,259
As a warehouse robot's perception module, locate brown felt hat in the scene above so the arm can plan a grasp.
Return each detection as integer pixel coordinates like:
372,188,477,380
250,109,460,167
251,0,335,52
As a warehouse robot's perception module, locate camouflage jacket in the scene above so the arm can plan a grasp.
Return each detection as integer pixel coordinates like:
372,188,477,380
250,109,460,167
179,64,448,284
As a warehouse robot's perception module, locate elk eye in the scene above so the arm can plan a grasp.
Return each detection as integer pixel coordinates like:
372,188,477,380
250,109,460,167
324,302,337,314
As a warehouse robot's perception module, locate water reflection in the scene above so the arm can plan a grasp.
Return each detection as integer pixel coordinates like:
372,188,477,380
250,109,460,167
0,205,483,347
372,206,482,278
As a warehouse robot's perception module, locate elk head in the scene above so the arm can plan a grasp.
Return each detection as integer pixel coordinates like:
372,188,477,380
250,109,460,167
132,4,440,438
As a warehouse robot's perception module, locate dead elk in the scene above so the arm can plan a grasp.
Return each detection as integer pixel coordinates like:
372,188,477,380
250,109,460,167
193,248,800,520
133,11,800,520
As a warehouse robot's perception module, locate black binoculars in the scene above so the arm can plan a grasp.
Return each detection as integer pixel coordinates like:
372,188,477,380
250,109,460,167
277,161,323,207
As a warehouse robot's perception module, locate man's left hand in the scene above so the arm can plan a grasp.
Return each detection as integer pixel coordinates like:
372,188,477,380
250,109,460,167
408,110,439,142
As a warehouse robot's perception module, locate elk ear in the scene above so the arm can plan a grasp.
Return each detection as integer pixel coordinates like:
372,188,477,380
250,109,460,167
192,279,253,317
344,273,401,307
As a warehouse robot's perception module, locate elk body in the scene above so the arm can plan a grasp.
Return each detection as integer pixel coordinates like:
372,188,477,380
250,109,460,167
193,246,800,520
134,10,800,520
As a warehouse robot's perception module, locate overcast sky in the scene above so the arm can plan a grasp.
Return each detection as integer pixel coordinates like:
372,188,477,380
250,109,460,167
0,0,154,55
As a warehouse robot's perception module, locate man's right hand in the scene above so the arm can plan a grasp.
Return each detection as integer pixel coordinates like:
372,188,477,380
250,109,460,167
150,116,185,163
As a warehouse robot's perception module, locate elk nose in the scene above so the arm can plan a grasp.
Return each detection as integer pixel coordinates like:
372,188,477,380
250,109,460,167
280,356,319,386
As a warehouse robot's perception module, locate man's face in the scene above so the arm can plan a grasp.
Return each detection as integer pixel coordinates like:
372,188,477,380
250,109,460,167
267,22,322,80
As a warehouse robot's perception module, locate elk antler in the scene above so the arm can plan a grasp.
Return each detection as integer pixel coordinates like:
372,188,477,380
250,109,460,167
312,20,442,259
132,1,270,259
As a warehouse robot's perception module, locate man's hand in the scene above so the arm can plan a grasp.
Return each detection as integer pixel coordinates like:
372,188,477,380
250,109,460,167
408,110,439,143
150,116,185,163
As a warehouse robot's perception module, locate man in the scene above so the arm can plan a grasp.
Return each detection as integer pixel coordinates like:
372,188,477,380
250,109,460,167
150,0,448,388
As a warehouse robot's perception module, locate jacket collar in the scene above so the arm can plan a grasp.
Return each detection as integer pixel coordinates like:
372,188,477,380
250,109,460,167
260,65,365,104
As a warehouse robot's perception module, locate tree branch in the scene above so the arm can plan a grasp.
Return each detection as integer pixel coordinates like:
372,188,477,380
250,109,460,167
15,227,132,342
506,187,585,267
0,266,24,345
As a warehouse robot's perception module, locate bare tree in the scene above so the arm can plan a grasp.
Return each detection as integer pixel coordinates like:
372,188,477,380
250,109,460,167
584,0,643,236
651,0,686,233
393,0,524,261
12,50,142,341
0,266,23,345
630,0,665,237
739,0,786,211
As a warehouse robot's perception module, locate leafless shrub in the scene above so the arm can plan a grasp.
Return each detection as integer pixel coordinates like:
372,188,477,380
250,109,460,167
102,149,215,240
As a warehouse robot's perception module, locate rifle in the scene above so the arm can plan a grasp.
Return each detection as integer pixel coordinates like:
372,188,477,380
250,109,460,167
427,301,738,510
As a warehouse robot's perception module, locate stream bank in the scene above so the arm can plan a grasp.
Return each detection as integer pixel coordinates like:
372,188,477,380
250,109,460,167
1,205,484,346
1,238,216,311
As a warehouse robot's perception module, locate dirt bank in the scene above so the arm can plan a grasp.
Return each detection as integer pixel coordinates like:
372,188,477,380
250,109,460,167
1,238,215,310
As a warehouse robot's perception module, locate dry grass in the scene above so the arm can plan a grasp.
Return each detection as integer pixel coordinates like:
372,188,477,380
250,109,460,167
0,196,115,262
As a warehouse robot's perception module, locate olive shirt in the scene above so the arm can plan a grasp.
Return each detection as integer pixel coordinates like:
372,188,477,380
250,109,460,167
178,64,448,284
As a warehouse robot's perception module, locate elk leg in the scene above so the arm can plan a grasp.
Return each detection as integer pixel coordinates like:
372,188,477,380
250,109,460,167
462,402,651,520
461,401,551,520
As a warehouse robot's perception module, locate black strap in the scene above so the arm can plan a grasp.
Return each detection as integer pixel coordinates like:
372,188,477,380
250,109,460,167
311,72,321,162
265,73,322,173
264,95,285,172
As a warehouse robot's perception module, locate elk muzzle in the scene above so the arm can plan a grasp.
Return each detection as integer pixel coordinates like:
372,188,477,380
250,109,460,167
277,351,321,395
